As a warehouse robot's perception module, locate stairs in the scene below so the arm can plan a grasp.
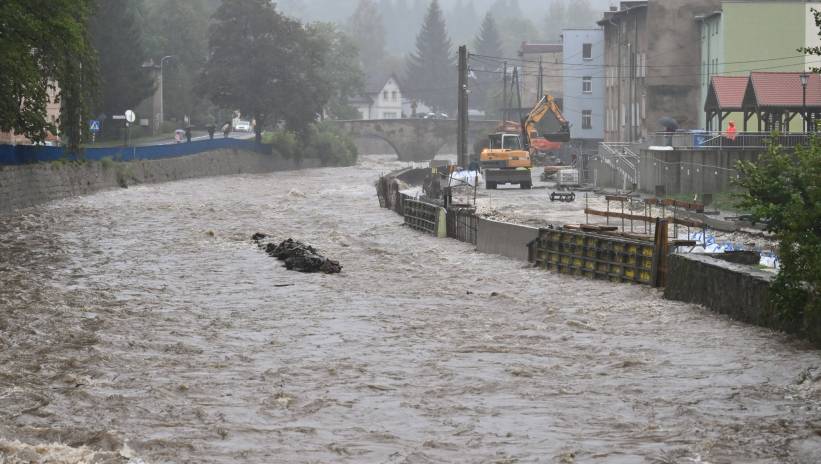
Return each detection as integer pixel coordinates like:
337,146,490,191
598,142,640,190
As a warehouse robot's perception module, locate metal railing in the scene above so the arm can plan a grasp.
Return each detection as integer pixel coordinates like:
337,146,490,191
598,142,640,190
650,131,813,150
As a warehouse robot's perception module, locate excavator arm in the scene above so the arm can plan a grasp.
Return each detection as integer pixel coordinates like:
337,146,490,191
521,94,571,149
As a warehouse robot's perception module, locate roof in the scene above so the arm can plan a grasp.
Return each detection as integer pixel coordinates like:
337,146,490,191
519,42,562,56
363,73,401,95
597,1,648,25
705,76,747,111
743,71,821,109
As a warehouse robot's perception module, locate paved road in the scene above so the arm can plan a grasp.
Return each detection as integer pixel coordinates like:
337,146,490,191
137,130,256,146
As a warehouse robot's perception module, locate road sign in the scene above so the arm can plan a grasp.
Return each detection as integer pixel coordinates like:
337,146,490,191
112,115,126,120
125,110,136,123
89,120,101,132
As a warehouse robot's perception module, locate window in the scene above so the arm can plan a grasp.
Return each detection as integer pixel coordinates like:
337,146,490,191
392,91,398,101
582,76,592,93
502,134,522,150
383,112,398,119
582,110,592,129
383,90,388,100
583,43,592,60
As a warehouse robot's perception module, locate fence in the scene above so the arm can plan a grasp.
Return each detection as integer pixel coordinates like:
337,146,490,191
529,227,661,286
650,131,811,150
446,207,478,244
0,138,269,165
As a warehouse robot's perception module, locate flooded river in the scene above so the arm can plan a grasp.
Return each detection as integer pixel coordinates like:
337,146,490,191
1,155,820,463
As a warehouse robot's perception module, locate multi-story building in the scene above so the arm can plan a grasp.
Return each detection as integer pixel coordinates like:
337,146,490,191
517,42,563,107
562,29,605,146
599,0,720,142
698,0,821,130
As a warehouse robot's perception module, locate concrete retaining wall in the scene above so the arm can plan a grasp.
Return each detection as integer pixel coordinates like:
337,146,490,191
477,218,539,261
592,148,763,195
0,149,319,215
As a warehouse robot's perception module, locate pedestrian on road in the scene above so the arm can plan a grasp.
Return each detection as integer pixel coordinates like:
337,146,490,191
222,122,231,138
185,126,192,143
206,124,215,140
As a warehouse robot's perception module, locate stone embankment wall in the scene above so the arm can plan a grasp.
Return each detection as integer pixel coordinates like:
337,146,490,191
664,253,820,344
0,149,318,215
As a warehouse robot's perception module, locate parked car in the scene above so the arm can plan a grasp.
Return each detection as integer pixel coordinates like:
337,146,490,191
421,112,449,120
234,120,251,132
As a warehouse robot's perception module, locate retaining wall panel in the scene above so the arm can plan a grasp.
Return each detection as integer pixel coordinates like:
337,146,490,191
477,218,539,261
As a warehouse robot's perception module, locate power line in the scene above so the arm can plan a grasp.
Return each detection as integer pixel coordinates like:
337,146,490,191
469,51,810,69
467,59,820,79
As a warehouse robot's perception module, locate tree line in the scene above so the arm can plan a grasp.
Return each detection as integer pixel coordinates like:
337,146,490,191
0,0,599,151
0,0,364,149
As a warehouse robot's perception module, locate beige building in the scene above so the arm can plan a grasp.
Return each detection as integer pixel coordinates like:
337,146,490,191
0,84,61,145
518,42,563,107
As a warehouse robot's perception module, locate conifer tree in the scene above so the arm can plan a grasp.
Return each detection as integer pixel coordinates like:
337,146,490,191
405,0,455,113
90,0,155,137
471,12,504,113
347,0,386,75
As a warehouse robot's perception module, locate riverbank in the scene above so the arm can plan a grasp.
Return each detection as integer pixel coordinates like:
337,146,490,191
0,149,319,216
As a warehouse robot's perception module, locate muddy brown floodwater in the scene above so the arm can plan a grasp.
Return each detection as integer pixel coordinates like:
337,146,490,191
1,155,820,463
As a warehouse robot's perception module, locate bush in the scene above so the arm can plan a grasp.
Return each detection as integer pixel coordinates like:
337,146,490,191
264,123,358,167
735,137,820,339
263,130,299,160
306,122,358,167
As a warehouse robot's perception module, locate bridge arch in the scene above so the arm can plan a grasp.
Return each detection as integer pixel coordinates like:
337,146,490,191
330,119,499,162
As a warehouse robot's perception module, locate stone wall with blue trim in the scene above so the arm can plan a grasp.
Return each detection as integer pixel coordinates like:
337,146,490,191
0,147,319,215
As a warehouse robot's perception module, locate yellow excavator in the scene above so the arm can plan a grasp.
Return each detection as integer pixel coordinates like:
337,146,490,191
480,94,570,189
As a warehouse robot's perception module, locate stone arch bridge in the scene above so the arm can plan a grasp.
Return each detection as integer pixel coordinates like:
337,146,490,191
330,119,500,162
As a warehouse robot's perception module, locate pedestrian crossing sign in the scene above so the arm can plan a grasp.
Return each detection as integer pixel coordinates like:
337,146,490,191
89,120,101,132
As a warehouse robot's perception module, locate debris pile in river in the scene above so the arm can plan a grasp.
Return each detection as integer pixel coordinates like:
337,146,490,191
252,233,342,274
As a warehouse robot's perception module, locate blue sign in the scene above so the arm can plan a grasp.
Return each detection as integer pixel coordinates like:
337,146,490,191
89,120,101,132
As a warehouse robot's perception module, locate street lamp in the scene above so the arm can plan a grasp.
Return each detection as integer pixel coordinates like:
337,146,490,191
159,55,176,129
800,72,809,133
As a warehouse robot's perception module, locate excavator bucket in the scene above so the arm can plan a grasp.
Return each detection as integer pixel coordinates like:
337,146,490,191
542,124,571,143
525,94,571,143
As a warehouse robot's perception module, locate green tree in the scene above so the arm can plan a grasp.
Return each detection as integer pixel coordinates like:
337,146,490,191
471,12,504,114
144,0,210,126
565,0,597,29
90,0,155,137
736,139,821,339
499,16,538,57
405,0,456,113
347,0,386,75
0,0,98,150
543,0,566,41
199,0,332,142
310,23,365,120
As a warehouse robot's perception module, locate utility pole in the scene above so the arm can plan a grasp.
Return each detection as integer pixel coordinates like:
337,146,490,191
502,61,508,121
538,56,544,101
513,67,523,123
457,45,469,168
